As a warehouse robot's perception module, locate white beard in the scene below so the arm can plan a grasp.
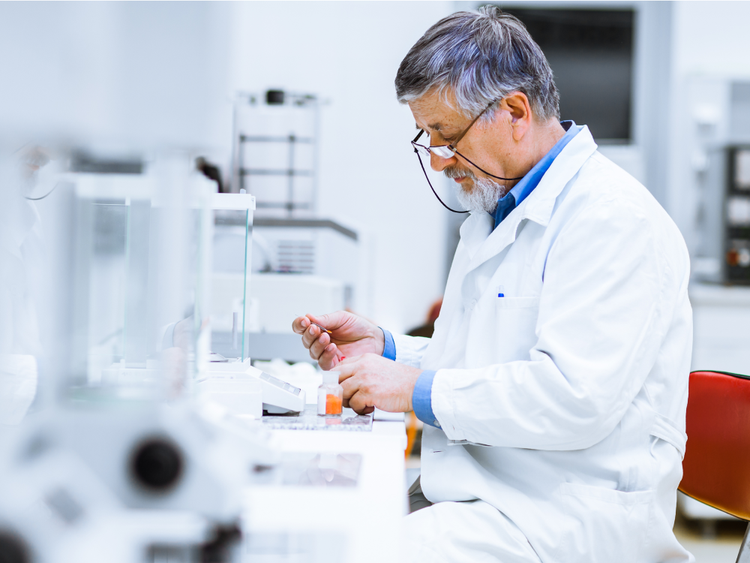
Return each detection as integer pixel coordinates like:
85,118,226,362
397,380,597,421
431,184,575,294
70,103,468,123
454,175,509,214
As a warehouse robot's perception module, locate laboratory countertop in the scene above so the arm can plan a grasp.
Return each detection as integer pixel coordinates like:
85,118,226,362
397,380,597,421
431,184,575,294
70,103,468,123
242,411,408,563
689,281,750,305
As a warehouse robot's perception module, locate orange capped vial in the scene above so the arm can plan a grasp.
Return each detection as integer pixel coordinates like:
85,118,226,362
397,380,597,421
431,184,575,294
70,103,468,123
317,371,343,417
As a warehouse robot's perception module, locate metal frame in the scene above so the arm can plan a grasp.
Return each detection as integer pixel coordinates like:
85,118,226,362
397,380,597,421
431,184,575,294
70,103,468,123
738,522,750,563
230,91,321,216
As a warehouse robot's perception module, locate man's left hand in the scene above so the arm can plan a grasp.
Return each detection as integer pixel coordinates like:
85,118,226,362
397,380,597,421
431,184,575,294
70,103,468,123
335,354,422,415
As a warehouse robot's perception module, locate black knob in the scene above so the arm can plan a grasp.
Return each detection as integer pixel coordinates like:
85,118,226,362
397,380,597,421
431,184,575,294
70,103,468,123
130,438,183,492
265,90,285,105
0,531,30,563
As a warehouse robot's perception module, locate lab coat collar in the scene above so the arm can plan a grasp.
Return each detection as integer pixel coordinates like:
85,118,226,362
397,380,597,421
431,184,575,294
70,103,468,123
460,126,598,268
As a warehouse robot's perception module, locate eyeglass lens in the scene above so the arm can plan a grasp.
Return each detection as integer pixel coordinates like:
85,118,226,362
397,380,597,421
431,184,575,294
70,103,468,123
429,145,455,159
412,132,455,160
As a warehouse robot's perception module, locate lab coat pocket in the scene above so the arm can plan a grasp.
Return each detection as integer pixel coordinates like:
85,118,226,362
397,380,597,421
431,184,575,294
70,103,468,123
491,297,540,362
559,482,652,563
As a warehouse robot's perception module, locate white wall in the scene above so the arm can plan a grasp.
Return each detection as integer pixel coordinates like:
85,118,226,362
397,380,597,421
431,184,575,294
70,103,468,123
0,2,232,154
229,2,453,333
672,2,750,77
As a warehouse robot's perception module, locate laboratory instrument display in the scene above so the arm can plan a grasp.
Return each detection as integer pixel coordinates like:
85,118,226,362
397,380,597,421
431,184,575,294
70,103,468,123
258,371,306,415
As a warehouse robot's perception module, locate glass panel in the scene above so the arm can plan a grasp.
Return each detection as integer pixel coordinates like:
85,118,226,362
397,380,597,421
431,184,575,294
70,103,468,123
88,200,129,384
52,159,215,403
243,207,253,361
209,194,255,363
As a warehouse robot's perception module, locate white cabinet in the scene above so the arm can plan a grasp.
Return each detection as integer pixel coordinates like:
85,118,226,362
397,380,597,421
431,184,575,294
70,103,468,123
690,283,750,374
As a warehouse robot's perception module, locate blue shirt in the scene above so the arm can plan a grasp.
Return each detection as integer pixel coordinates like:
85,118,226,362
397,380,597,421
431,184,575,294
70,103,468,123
492,121,580,228
386,122,582,428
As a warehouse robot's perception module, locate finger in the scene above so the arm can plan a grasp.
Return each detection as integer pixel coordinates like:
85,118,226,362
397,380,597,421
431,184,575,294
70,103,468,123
335,358,360,383
333,354,357,372
292,315,311,334
349,390,375,416
303,324,332,352
307,331,331,359
308,339,330,363
317,344,341,371
340,375,358,409
300,323,320,349
333,358,354,380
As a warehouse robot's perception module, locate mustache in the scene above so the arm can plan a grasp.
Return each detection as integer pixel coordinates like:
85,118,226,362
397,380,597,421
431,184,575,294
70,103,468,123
443,166,477,181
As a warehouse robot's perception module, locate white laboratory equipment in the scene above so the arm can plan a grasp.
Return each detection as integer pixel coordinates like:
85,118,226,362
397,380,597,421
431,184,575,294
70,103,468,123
0,400,278,563
211,217,362,363
0,444,143,563
196,191,309,415
198,359,306,416
49,159,215,397
14,152,281,563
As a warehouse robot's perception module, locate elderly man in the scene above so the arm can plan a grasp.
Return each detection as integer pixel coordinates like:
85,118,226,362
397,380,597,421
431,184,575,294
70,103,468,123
293,7,692,562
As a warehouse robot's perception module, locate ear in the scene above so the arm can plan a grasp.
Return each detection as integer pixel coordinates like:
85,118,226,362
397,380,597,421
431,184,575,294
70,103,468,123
499,92,532,141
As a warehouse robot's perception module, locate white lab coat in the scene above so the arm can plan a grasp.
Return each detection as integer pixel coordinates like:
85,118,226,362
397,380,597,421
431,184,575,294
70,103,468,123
396,127,693,562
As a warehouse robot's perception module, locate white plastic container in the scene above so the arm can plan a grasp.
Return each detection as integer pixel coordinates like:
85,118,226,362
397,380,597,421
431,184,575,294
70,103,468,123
317,371,343,417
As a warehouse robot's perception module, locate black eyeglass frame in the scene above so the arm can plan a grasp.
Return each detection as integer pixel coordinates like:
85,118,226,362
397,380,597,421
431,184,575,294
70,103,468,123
411,99,494,159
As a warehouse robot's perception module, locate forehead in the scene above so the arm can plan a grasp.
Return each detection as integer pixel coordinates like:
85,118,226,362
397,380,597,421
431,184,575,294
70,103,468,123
408,89,468,133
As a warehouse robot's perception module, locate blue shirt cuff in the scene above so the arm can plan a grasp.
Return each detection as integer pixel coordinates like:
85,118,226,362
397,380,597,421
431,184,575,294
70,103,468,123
412,370,440,428
381,328,396,361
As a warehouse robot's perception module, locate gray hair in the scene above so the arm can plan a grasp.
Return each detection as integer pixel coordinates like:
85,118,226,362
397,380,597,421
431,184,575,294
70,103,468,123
395,6,560,122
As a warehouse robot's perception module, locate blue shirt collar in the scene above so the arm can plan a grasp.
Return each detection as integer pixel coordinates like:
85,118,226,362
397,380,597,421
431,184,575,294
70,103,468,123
492,121,582,229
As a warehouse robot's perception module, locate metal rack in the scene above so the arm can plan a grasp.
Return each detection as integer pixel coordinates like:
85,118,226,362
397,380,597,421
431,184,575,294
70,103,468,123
231,90,320,216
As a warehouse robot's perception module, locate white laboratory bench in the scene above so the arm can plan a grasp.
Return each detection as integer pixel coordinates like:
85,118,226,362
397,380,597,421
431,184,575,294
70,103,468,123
242,411,408,563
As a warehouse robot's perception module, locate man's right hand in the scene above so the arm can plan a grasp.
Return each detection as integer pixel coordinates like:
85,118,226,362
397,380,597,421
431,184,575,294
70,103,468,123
292,311,385,371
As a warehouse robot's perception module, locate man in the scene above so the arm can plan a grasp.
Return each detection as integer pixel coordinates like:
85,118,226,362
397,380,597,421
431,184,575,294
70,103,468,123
293,7,692,562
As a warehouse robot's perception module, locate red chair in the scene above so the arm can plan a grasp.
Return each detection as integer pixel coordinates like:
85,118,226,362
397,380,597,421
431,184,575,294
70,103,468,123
680,370,750,561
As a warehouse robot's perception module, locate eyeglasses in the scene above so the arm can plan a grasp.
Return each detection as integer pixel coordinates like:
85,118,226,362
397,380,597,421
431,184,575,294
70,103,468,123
411,99,498,161
410,99,524,214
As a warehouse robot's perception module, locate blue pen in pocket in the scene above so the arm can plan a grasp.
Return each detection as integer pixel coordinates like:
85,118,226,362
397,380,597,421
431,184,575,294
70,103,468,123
496,285,505,298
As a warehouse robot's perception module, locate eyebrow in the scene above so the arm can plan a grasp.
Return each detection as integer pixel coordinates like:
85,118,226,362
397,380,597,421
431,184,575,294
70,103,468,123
415,123,454,136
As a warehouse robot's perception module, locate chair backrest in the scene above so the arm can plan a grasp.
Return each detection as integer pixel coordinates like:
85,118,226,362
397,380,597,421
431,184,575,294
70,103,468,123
680,370,750,520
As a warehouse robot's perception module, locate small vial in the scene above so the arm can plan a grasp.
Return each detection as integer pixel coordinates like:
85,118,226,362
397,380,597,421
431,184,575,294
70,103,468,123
317,371,343,417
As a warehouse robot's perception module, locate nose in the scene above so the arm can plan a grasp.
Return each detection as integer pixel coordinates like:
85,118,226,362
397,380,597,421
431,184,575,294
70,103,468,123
429,151,457,172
